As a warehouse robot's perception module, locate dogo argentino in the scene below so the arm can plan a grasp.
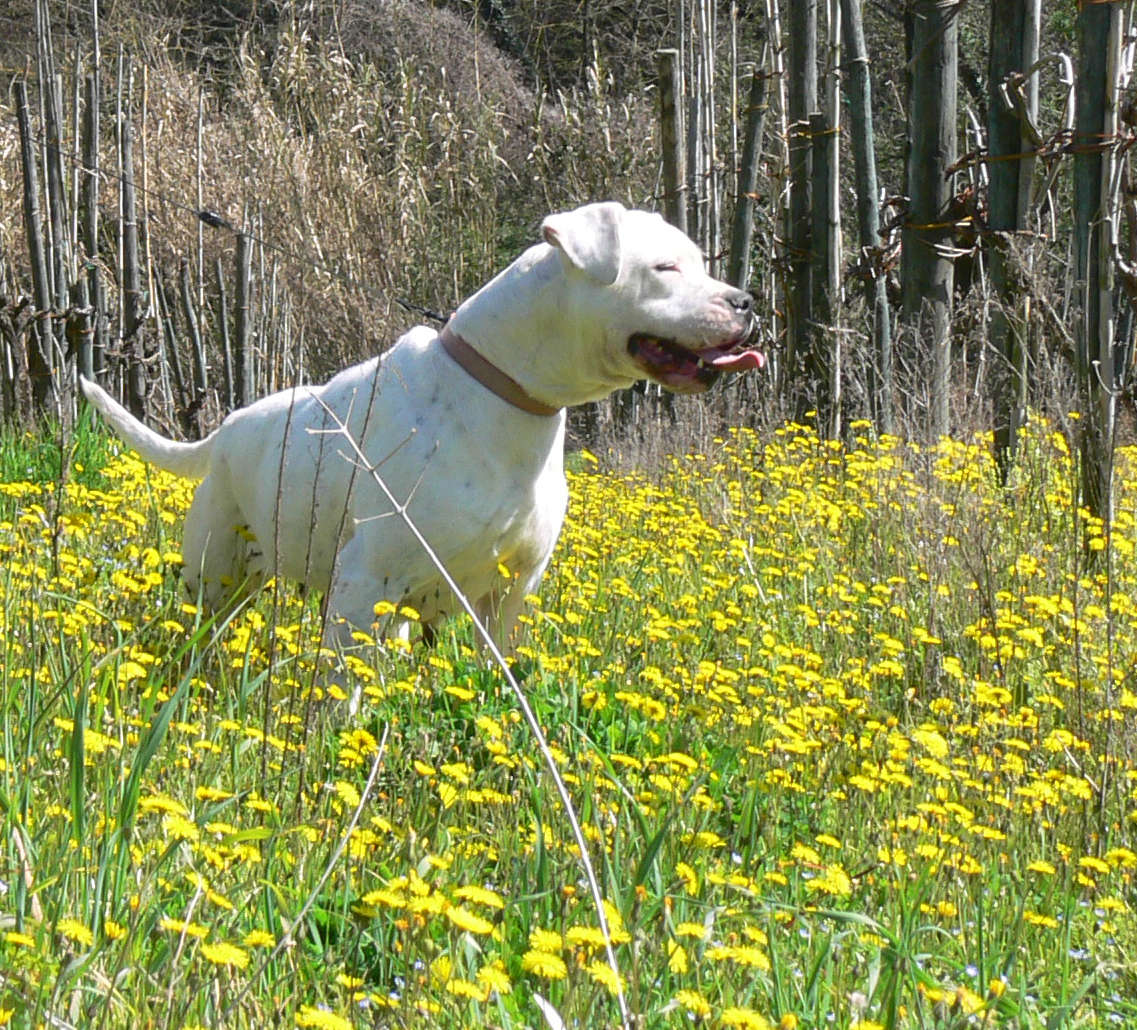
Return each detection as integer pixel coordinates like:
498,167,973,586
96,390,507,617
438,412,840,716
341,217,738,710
81,201,764,652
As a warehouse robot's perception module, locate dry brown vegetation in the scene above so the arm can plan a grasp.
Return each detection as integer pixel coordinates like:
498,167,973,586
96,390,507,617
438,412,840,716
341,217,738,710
0,0,661,421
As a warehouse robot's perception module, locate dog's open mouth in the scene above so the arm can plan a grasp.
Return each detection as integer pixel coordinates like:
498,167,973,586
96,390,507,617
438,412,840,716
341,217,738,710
628,333,766,393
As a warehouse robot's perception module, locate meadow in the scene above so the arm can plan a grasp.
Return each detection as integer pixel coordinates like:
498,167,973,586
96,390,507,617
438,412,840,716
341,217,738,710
0,413,1135,1029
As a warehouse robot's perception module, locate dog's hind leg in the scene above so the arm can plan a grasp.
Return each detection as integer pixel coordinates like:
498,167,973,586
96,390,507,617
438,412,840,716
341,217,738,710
181,474,254,609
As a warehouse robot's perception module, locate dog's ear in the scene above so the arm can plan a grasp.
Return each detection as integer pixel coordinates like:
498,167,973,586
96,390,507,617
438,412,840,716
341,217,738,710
542,202,624,286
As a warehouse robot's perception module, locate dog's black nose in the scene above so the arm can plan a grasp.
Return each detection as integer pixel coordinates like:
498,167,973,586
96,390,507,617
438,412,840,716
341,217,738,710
727,289,753,315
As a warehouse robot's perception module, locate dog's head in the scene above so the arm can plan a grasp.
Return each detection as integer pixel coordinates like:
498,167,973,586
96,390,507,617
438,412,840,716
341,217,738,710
542,202,765,394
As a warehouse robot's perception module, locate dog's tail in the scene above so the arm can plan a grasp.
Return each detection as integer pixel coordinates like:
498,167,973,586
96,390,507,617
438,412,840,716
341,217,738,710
80,375,216,480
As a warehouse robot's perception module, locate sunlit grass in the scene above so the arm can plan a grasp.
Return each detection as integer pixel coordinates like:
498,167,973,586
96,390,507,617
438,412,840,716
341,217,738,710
1,414,1135,1028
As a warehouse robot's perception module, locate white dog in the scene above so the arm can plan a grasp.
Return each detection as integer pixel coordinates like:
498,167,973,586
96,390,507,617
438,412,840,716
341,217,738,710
81,202,763,651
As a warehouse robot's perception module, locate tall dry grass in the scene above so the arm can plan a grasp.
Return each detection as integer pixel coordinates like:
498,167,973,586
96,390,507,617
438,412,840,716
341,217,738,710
0,1,659,398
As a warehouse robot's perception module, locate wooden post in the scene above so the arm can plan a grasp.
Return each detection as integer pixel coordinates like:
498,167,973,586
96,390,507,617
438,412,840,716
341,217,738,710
785,0,817,419
15,80,56,411
79,72,104,379
1074,1,1121,525
810,110,840,435
656,49,687,234
902,0,959,439
840,0,892,434
989,0,1040,478
728,61,769,290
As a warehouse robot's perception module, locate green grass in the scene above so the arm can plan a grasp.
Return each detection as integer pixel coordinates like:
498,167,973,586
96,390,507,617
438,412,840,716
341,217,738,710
0,415,1135,1028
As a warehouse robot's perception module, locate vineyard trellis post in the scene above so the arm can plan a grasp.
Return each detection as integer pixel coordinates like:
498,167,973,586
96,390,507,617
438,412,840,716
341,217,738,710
901,0,959,439
15,80,57,413
840,0,892,434
1073,1,1123,527
989,0,1041,480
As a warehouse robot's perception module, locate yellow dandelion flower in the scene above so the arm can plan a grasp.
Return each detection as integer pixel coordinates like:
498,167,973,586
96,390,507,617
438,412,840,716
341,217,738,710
195,786,234,802
162,813,200,842
804,864,853,897
521,949,568,980
430,955,452,986
1078,855,1111,876
674,921,707,939
139,793,189,817
5,932,36,948
56,919,94,948
528,928,563,952
453,884,505,909
675,989,712,1017
104,920,127,940
675,861,699,895
477,960,512,996
200,942,250,970
159,917,209,939
446,906,494,936
706,944,771,971
721,1006,772,1029
446,978,489,1001
294,1005,352,1030
586,960,625,995
243,929,276,948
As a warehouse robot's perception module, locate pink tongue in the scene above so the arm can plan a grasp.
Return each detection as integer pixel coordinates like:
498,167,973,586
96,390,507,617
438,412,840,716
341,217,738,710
710,349,766,371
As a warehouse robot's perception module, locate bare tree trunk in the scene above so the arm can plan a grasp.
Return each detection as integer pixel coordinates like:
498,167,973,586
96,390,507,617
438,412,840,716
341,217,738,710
1074,2,1121,525
989,0,1040,480
902,0,958,438
841,0,892,434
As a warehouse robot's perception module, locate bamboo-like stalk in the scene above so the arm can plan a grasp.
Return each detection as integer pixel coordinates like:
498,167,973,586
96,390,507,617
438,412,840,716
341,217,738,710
43,72,70,317
15,80,56,411
197,87,206,315
215,257,234,410
235,230,253,409
118,53,146,418
180,259,208,430
155,267,188,422
80,72,104,378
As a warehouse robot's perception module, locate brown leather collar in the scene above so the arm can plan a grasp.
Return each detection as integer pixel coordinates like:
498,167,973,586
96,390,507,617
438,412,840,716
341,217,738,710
439,325,560,417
